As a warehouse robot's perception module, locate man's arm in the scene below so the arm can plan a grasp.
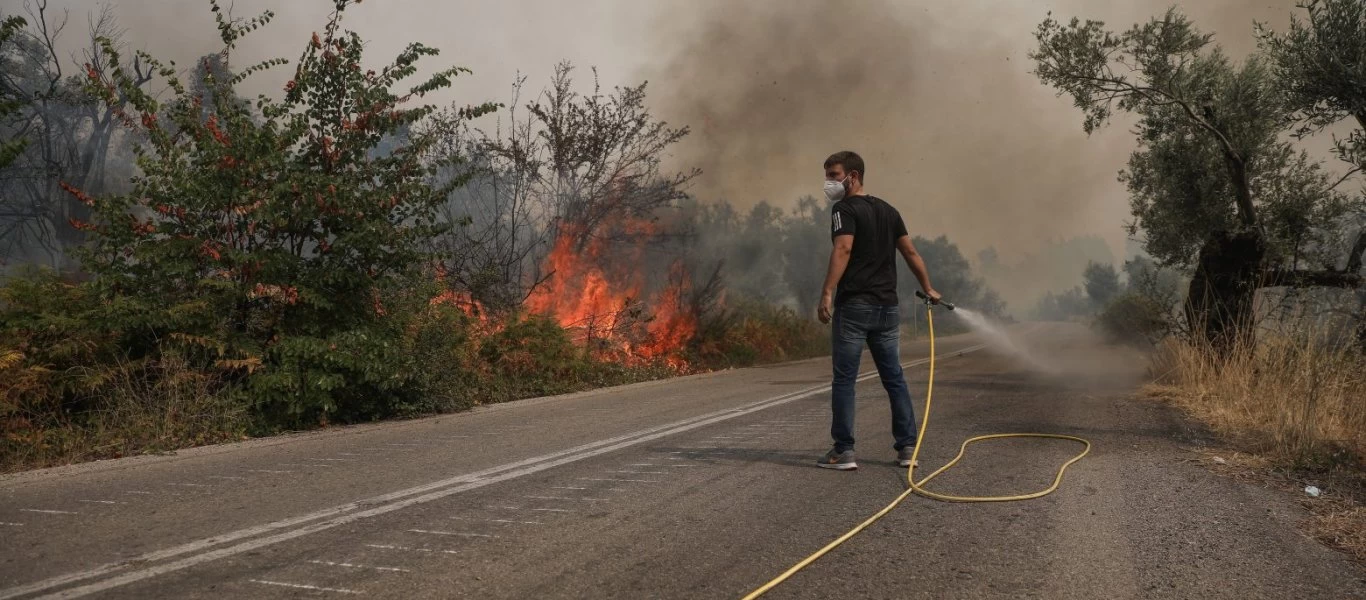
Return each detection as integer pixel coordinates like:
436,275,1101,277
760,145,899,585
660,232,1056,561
818,235,853,323
897,235,941,302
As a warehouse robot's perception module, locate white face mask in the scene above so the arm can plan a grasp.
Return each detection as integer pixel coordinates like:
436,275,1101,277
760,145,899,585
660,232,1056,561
824,177,848,203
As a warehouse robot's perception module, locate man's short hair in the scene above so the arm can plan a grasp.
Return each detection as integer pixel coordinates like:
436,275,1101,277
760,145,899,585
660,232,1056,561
824,151,865,181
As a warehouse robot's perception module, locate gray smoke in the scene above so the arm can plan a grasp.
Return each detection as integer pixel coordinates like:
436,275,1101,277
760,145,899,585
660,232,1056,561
643,0,1299,309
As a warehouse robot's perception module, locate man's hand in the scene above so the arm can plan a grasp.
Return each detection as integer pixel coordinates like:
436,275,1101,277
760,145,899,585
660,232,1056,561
924,288,943,305
818,293,834,324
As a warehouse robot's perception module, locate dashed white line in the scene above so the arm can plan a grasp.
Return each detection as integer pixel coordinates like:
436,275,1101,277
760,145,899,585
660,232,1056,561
408,529,497,538
248,579,360,594
364,544,459,555
19,509,77,515
451,517,543,525
77,500,122,505
308,560,410,573
0,522,23,526
205,476,246,481
549,486,588,490
487,506,572,513
578,478,659,483
608,470,666,475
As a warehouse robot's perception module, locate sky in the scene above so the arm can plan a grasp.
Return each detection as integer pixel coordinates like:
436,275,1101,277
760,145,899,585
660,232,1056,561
13,0,1314,275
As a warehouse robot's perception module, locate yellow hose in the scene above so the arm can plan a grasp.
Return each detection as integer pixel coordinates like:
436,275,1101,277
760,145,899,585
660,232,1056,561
741,306,1091,599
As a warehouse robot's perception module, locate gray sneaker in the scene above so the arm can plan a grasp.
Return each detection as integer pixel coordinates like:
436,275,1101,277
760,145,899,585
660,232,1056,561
817,448,858,471
897,446,920,468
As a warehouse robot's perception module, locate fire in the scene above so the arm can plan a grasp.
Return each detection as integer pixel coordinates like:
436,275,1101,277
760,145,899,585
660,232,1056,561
524,220,696,367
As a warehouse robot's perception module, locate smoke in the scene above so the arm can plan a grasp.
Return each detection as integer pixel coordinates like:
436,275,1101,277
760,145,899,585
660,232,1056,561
643,0,1298,310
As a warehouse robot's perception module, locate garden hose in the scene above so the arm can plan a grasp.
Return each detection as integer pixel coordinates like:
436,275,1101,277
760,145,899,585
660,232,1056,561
741,300,1092,599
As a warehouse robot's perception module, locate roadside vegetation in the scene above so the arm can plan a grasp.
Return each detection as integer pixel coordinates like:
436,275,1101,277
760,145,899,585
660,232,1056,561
1032,0,1366,560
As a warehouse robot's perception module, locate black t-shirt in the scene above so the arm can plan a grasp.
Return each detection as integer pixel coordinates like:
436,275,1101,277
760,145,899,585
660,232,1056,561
830,195,908,306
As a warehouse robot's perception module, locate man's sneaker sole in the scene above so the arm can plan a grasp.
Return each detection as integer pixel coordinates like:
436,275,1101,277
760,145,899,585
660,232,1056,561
898,459,920,468
818,461,858,471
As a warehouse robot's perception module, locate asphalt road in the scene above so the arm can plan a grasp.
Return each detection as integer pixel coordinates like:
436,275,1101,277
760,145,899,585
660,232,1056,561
2,323,1362,599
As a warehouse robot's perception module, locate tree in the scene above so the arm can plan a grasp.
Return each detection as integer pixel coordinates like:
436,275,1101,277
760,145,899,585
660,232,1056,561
71,0,495,424
0,15,26,171
779,195,834,317
1083,261,1121,309
1259,0,1366,348
0,2,150,266
440,64,698,310
1032,9,1362,350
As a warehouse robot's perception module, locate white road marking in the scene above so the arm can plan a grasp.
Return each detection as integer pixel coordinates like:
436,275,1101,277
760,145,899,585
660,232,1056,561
452,517,543,525
248,579,360,594
205,476,246,481
0,522,23,526
76,500,122,505
626,464,661,467
524,496,574,501
608,470,666,475
278,463,333,468
306,458,355,462
307,560,410,573
578,477,660,483
407,530,497,538
244,469,293,474
338,452,364,456
549,486,587,490
166,483,211,488
364,544,458,555
19,509,77,515
8,346,985,600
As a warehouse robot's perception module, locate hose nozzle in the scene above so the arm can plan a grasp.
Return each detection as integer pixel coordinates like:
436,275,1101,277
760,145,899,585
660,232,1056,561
916,290,955,311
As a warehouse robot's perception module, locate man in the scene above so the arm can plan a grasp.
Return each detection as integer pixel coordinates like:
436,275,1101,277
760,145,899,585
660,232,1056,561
816,150,941,471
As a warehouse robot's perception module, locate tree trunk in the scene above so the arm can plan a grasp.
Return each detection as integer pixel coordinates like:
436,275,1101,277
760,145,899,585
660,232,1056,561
1184,229,1265,354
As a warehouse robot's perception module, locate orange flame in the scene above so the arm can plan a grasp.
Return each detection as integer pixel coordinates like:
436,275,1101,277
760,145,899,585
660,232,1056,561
525,220,696,368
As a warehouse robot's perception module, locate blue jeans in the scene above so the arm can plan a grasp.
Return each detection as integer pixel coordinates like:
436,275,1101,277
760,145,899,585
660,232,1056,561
830,303,917,452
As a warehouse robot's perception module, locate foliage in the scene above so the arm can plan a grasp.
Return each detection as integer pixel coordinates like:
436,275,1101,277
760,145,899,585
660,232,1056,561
688,297,827,368
1083,261,1121,308
436,63,698,310
59,0,494,427
1032,8,1363,350
1259,0,1366,180
0,4,150,265
0,14,27,169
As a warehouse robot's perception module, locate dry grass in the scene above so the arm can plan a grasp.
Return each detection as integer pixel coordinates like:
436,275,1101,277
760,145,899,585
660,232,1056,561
1,354,249,473
1146,330,1365,469
1146,326,1366,562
